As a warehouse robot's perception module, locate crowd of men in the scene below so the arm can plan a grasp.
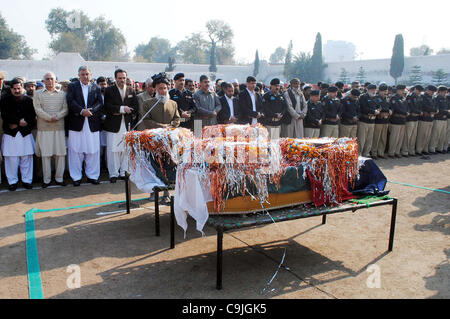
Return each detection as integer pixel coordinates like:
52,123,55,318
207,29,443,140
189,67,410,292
0,68,449,194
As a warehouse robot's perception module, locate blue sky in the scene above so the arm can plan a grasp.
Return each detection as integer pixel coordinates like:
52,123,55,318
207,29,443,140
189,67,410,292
1,0,449,62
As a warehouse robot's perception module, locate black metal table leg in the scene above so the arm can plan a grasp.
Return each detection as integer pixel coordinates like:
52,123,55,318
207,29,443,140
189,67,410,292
322,215,327,225
388,198,398,252
125,172,131,215
170,196,175,249
154,190,160,237
217,227,223,290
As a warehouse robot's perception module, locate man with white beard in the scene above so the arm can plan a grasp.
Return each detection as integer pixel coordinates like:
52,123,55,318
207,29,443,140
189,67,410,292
137,72,181,203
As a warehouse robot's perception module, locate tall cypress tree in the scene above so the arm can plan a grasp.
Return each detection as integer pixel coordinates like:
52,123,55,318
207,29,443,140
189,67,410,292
253,50,260,77
310,32,324,83
390,34,405,85
283,40,293,78
209,41,217,73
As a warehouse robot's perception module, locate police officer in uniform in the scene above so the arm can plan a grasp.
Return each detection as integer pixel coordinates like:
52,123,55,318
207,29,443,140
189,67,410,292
404,85,423,156
388,85,409,158
261,78,288,140
357,84,381,157
320,86,341,138
372,84,391,159
304,90,324,138
429,86,448,153
169,73,196,130
416,85,437,155
339,89,360,138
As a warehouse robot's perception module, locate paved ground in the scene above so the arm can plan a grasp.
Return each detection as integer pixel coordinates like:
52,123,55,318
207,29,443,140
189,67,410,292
0,154,448,299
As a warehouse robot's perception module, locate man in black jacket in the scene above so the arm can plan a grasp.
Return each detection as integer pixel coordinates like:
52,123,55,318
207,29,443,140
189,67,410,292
357,84,381,157
416,85,437,155
103,69,138,183
261,78,288,140
339,89,360,138
304,90,324,138
237,76,264,125
320,86,341,138
217,82,240,125
372,84,392,159
404,85,423,156
0,78,36,190
169,73,196,130
429,86,449,153
388,85,409,158
66,66,103,186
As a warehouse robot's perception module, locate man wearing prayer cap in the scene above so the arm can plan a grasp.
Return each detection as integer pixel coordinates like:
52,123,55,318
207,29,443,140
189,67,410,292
281,78,307,138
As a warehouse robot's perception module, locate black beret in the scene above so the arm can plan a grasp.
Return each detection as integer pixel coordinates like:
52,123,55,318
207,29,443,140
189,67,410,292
427,85,438,92
335,81,344,89
310,90,320,96
438,85,448,92
379,84,388,91
350,89,361,96
327,86,338,93
320,83,329,89
414,85,424,91
396,84,406,90
367,84,377,90
173,73,185,81
270,78,280,86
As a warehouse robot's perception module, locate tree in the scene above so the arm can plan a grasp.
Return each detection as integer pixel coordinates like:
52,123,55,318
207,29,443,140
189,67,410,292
283,40,293,78
310,33,325,83
176,33,209,64
410,45,433,56
0,13,36,59
339,68,350,84
436,48,450,55
390,34,405,85
432,69,448,86
205,20,235,65
209,42,217,73
45,8,127,61
356,66,366,84
253,50,260,77
284,52,313,82
165,56,176,72
134,37,173,63
88,16,127,61
408,65,423,86
270,47,286,64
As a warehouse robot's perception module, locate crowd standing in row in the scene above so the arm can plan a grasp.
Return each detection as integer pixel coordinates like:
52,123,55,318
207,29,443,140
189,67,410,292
0,68,449,193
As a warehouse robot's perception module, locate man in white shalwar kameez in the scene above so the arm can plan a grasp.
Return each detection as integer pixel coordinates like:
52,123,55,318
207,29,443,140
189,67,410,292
66,66,103,186
0,79,36,191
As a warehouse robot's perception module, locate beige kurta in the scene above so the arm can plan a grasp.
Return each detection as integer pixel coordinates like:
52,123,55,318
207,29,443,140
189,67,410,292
33,88,68,157
138,98,181,130
281,89,307,138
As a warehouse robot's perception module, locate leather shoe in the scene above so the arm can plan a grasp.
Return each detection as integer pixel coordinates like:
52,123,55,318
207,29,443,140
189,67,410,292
73,180,81,187
9,183,18,191
119,175,127,181
110,177,117,184
42,183,51,189
23,183,33,190
56,181,67,187
87,178,100,185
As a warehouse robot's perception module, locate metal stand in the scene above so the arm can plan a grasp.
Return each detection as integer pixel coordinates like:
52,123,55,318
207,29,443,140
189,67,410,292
216,228,223,290
154,190,160,237
170,196,175,249
388,198,398,252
